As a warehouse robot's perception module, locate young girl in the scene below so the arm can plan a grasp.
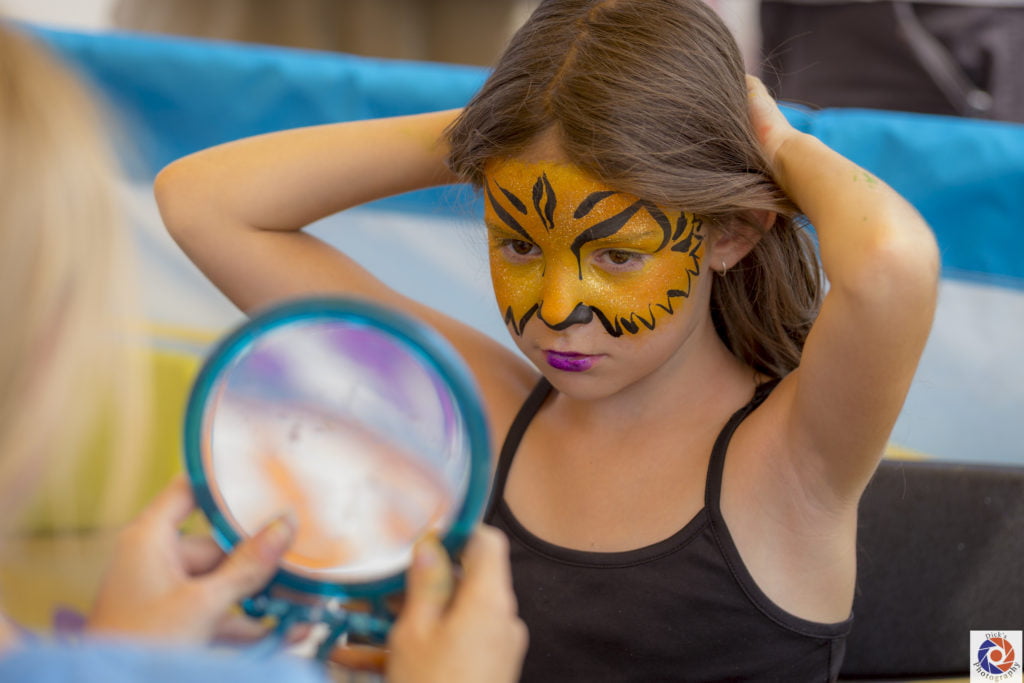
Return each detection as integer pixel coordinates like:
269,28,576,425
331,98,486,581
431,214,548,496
156,0,939,679
0,21,523,683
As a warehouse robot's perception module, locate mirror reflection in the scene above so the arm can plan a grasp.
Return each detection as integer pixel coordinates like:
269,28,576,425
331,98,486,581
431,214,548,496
198,316,470,584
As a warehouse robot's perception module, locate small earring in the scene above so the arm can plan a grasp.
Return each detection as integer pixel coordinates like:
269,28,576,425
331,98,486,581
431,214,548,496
719,260,729,276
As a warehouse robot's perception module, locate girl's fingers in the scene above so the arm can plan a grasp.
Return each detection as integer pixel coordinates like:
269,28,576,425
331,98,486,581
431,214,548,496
745,75,800,166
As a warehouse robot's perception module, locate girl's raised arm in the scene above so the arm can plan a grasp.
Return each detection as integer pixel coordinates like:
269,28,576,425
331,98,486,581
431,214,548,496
747,77,940,505
155,111,539,424
155,110,459,311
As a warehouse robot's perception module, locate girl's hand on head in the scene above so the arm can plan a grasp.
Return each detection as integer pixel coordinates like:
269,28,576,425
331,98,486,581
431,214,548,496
745,75,803,168
385,527,528,683
87,476,305,646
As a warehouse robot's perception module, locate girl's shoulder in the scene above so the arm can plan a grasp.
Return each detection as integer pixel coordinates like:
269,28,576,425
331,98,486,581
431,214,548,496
471,346,542,451
425,309,540,451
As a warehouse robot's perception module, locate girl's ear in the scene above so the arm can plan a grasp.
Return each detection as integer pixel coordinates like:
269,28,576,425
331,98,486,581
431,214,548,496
710,210,776,273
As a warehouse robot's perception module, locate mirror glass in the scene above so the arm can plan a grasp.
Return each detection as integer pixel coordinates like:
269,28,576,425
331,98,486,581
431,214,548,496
187,300,486,587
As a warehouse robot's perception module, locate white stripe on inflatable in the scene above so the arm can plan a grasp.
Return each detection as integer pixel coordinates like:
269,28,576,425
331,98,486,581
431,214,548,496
894,277,1024,464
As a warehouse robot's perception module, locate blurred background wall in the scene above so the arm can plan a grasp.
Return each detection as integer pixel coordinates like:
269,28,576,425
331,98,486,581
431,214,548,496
0,0,760,67
1,0,116,30
1,0,542,65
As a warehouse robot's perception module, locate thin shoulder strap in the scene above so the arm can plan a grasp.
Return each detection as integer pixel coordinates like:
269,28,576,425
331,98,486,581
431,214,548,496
704,379,780,511
484,377,554,520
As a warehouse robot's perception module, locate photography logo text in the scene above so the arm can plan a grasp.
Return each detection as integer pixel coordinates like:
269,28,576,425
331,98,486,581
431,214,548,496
971,631,1022,682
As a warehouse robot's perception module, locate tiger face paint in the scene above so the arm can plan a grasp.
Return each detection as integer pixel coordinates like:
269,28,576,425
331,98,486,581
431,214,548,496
484,160,705,338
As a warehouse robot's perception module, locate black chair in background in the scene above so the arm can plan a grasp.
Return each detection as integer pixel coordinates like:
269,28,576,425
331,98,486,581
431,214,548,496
760,0,1024,124
841,458,1024,679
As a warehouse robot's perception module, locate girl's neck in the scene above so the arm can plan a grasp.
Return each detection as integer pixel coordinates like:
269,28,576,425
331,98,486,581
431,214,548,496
551,314,758,433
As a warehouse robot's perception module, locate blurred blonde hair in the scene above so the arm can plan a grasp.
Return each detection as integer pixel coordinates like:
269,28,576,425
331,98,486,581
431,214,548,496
0,24,148,532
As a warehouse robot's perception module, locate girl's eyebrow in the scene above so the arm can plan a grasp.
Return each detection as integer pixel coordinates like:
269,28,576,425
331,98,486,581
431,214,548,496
587,228,664,246
487,220,663,246
485,222,535,240
570,201,645,258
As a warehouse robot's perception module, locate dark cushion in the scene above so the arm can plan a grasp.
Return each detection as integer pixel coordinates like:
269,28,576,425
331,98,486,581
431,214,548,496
841,459,1024,678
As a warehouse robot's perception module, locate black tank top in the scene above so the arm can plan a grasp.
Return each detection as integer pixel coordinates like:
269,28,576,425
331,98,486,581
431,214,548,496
484,378,852,682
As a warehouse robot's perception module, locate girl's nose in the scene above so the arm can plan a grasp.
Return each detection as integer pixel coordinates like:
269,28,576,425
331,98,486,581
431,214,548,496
537,261,592,329
539,302,594,330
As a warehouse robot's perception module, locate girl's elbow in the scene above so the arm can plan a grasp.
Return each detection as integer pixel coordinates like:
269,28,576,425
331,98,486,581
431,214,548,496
884,225,941,294
832,227,940,313
861,229,941,310
154,160,203,239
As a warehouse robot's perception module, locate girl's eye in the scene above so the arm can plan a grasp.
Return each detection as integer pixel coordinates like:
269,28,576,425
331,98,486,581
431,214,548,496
510,240,535,255
607,250,633,265
596,249,647,272
497,239,540,261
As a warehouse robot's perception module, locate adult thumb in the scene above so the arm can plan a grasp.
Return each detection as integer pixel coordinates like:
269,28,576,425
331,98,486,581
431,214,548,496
207,513,296,606
398,534,453,630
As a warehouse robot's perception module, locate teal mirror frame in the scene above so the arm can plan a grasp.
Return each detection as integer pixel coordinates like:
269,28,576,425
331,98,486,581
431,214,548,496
182,297,491,651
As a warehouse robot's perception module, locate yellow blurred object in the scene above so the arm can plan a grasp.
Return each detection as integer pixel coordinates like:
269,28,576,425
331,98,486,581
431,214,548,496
19,327,212,533
1,326,215,631
883,443,931,461
0,530,118,631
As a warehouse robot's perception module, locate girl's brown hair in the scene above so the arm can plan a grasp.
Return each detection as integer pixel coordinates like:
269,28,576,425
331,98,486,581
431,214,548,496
446,0,822,378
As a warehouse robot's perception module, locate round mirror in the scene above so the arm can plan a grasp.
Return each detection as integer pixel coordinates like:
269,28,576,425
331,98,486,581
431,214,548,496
184,297,491,609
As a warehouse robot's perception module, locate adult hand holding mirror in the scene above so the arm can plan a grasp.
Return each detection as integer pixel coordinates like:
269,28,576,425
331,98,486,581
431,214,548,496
183,297,491,660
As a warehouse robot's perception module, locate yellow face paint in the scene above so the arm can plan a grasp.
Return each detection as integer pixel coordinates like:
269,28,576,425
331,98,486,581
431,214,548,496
484,160,705,337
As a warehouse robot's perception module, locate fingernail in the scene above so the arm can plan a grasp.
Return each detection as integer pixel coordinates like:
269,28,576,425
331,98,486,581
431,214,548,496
413,535,440,569
260,512,296,559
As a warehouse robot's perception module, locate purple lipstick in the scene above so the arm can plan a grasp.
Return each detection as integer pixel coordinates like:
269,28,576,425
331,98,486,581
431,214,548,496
545,351,599,372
